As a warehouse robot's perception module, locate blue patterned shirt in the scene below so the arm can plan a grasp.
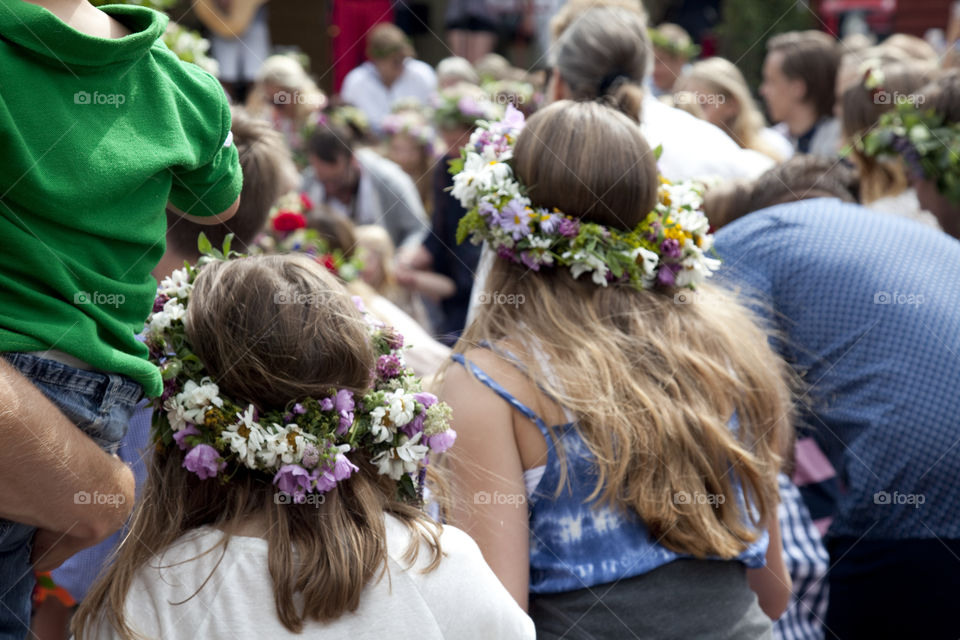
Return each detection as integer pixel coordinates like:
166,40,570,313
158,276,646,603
453,354,768,594
715,199,960,539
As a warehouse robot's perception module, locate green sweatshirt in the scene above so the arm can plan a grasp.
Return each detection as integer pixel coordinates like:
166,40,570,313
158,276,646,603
0,2,242,396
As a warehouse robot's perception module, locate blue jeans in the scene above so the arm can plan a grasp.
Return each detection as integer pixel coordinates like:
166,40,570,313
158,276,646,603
0,353,141,640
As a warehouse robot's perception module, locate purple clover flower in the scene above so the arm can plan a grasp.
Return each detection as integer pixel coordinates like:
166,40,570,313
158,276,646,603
376,354,403,379
660,238,682,259
558,217,580,238
301,444,320,469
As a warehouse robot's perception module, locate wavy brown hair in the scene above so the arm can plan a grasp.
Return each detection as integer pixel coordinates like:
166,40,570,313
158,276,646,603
452,101,792,559
74,255,444,639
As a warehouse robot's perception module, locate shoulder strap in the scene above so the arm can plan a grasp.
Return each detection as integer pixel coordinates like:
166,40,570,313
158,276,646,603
451,353,549,432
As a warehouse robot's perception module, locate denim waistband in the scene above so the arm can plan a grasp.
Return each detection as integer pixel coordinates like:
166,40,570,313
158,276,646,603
2,352,143,404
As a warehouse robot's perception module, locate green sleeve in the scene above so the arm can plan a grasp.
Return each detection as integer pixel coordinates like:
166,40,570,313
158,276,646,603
168,80,243,216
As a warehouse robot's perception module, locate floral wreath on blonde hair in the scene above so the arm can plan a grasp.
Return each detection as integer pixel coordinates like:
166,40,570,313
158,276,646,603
146,237,456,503
648,27,700,60
381,110,440,155
451,105,719,289
858,101,960,204
253,191,363,282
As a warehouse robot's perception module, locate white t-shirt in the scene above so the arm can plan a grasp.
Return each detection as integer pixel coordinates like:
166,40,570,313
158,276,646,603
759,127,794,162
867,187,941,229
341,59,437,132
87,515,534,639
639,94,774,182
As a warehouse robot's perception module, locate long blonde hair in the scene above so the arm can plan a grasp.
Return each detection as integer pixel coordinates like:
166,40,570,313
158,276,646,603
74,255,444,639
453,102,792,559
674,57,783,161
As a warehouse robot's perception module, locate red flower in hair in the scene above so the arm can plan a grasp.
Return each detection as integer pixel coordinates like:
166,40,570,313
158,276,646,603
272,211,307,232
318,254,338,274
299,192,314,212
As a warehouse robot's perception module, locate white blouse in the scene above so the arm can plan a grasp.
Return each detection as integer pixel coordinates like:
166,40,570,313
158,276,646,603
88,515,534,639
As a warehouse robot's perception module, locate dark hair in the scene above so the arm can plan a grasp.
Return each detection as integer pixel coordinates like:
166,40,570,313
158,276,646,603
705,155,858,227
166,108,297,257
307,120,355,165
767,30,840,119
751,155,857,210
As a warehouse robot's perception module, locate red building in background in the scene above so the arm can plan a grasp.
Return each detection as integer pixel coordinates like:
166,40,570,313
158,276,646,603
816,0,954,38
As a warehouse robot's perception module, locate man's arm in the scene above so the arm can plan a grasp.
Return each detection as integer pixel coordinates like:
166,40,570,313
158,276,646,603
0,360,134,567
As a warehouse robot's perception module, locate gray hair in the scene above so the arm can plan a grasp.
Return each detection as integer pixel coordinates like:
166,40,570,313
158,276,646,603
553,6,651,116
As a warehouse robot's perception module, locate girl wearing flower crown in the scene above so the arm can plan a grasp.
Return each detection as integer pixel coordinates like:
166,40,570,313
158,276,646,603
440,101,792,637
73,254,533,639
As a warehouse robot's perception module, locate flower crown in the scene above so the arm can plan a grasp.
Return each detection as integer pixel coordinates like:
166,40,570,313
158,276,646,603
146,238,456,503
648,27,700,60
483,80,535,111
381,111,439,152
433,83,504,131
304,105,372,143
254,191,363,282
859,101,960,204
450,105,719,290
